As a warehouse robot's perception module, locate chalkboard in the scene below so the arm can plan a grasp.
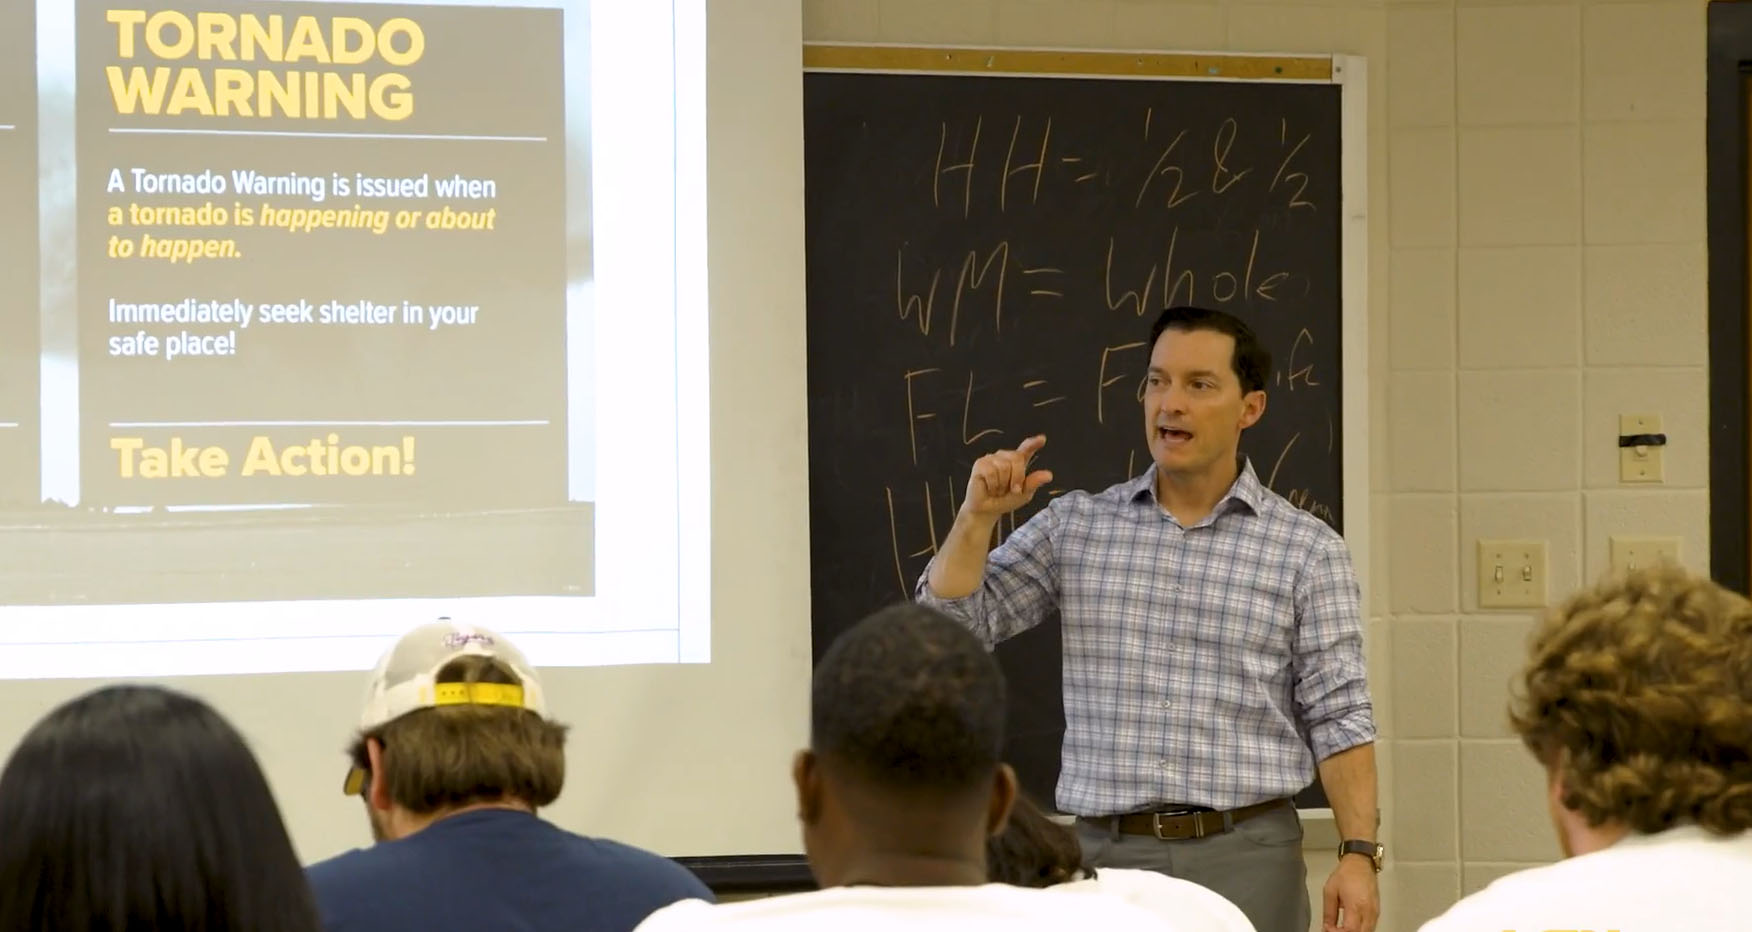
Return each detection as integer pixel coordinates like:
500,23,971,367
803,53,1362,812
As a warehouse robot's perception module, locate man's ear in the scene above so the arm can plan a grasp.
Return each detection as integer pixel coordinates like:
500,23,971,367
365,737,393,813
1239,389,1266,430
793,750,822,825
985,763,1019,837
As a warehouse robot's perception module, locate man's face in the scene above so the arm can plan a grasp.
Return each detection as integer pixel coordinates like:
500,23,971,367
1142,327,1264,478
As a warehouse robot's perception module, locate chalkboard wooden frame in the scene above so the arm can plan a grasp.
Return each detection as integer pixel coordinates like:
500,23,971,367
684,45,1373,896
1707,3,1752,595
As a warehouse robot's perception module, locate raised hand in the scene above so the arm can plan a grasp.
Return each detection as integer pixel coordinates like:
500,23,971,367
962,434,1052,518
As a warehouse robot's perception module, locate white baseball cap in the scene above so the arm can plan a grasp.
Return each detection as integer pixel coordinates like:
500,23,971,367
343,619,547,795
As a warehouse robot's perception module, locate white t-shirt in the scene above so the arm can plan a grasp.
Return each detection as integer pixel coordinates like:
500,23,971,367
1055,867,1257,932
634,882,1184,932
1419,824,1752,932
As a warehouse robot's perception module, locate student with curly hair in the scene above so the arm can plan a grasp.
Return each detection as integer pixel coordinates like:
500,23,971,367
1420,565,1752,931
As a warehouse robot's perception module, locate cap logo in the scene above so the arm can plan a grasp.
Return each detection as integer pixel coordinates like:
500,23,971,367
442,632,494,649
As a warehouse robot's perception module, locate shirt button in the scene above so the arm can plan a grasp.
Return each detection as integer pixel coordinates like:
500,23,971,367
1161,699,1173,709
1159,760,1172,770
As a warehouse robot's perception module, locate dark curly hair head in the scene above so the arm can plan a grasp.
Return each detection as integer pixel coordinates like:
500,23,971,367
1510,564,1752,835
811,602,1006,795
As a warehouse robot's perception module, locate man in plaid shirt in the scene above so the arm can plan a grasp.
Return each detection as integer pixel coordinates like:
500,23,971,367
917,306,1380,932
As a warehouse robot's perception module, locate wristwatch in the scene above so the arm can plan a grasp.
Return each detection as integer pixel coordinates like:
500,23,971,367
1338,840,1384,873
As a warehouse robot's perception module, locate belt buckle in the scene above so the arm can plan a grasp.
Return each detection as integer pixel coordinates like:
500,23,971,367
1151,811,1204,840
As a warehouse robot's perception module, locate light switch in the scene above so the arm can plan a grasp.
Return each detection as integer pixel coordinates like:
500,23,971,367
1478,539,1548,609
1619,414,1664,483
1609,536,1681,574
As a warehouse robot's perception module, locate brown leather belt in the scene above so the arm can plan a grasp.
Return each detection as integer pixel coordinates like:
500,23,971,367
1079,798,1289,840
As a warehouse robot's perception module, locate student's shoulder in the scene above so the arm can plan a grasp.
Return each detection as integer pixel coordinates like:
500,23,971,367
1011,883,1182,928
304,843,397,893
304,845,428,926
567,835,714,897
632,893,792,931
637,885,1174,932
1413,858,1598,932
1063,868,1256,932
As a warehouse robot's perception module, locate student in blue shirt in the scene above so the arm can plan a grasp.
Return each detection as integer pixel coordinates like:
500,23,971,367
305,621,712,932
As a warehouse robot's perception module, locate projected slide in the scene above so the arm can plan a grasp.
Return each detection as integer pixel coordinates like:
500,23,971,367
51,1,587,603
0,1,709,678
0,3,38,506
79,3,567,510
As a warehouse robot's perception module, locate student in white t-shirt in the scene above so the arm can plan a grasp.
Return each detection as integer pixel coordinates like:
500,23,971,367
986,793,1256,932
1419,565,1752,932
986,793,1259,931
633,604,1178,932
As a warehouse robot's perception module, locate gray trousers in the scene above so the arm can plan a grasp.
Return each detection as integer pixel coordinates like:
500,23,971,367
1075,804,1310,932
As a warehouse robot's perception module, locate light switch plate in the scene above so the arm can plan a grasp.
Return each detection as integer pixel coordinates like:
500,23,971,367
1609,536,1681,574
1619,414,1664,483
1477,539,1548,609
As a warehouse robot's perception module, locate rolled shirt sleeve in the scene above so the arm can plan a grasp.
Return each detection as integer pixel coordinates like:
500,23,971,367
1291,533,1378,760
914,500,1063,649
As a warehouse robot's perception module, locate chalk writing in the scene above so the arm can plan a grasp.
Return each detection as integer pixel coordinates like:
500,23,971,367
962,370,1001,446
1002,117,1052,211
1023,264,1064,298
1211,118,1251,194
1097,342,1148,424
903,367,939,465
935,118,981,217
1287,327,1318,390
1137,128,1196,210
895,245,941,336
950,242,1009,344
1105,237,1156,316
1272,119,1315,210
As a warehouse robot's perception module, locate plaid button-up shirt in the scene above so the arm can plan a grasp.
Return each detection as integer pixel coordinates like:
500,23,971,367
917,459,1375,816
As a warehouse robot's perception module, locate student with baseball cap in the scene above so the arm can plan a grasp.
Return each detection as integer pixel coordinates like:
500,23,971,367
305,619,711,932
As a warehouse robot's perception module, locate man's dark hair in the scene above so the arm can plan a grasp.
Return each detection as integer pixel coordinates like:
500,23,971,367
0,685,322,932
811,603,1006,794
1149,305,1272,394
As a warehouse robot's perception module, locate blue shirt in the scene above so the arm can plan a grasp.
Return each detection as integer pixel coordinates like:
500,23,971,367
306,809,713,932
917,459,1375,815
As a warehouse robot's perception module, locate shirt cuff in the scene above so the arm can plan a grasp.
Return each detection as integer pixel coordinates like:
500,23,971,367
1309,709,1378,761
912,557,978,609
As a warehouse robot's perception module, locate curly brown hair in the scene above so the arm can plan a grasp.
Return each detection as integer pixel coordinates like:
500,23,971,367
1509,564,1752,835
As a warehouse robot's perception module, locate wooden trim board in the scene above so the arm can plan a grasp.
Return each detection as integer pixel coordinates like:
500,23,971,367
804,44,1333,82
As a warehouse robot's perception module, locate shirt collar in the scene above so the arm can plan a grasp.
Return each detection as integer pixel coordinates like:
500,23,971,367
1128,457,1264,517
1606,823,1727,850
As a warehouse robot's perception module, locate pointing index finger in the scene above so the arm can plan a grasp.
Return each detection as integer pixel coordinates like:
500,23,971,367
1017,434,1047,463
